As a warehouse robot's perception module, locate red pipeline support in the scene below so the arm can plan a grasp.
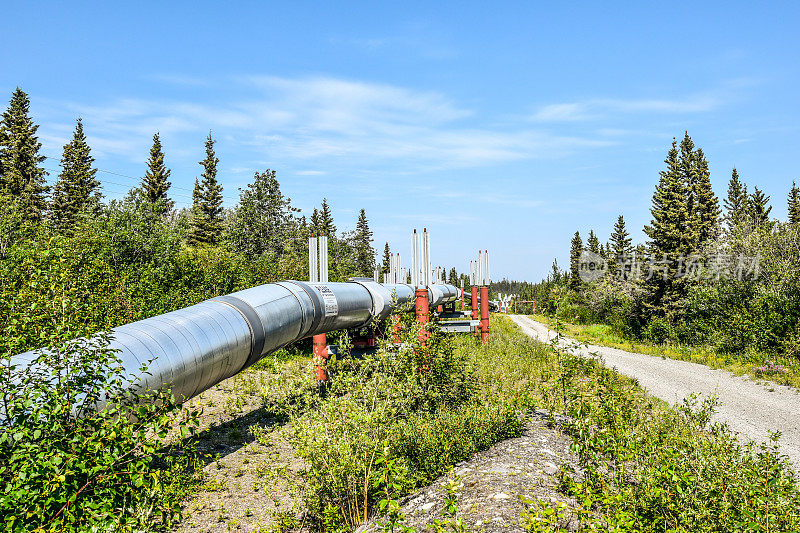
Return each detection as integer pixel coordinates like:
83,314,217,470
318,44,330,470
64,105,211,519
460,288,465,310
415,288,430,344
313,333,329,381
479,286,490,344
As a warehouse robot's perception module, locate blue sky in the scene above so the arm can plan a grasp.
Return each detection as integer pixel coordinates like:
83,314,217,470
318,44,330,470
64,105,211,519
2,1,798,280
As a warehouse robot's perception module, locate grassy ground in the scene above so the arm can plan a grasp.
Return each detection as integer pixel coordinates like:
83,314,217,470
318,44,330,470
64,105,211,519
172,315,800,532
531,313,800,389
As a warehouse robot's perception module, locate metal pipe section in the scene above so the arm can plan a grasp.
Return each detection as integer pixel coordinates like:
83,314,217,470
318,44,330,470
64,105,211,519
11,279,459,404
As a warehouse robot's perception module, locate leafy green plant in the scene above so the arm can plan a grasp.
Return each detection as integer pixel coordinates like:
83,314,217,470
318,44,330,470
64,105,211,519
0,333,201,532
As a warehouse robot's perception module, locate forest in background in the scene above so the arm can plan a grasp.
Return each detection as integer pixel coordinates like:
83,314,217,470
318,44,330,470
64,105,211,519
0,87,466,356
499,132,800,360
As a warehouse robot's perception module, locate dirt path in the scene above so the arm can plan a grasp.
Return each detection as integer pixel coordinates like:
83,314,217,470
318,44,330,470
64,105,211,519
509,315,800,468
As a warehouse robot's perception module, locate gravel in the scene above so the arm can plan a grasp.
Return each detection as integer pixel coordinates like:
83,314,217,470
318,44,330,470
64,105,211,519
509,315,800,469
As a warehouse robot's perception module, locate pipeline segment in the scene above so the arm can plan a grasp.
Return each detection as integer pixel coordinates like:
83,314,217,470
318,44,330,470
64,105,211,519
10,280,458,404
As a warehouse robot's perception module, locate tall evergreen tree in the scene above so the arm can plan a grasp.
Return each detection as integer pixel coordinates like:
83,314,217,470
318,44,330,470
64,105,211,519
318,198,336,236
788,181,800,225
310,208,320,235
748,186,772,226
353,209,374,276
678,133,719,247
569,230,583,290
448,267,458,285
643,138,691,317
608,215,633,278
0,88,48,222
49,118,101,233
227,169,298,258
724,168,748,235
587,230,600,254
141,132,173,214
679,133,700,247
610,215,633,259
381,242,391,274
691,148,720,245
188,134,224,245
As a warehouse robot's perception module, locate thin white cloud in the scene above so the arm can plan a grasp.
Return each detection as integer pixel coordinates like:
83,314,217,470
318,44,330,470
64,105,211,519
531,92,726,123
36,75,612,171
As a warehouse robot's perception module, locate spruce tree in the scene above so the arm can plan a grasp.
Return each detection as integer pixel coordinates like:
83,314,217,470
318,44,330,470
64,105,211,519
643,138,691,317
188,134,224,245
319,198,336,236
310,208,320,235
691,148,720,245
587,230,600,254
678,133,718,247
354,209,374,276
50,118,101,233
381,242,391,274
142,132,173,214
0,88,48,222
609,215,633,278
448,267,458,285
569,230,583,290
679,133,700,247
748,187,772,226
187,178,204,246
724,168,748,235
788,181,800,225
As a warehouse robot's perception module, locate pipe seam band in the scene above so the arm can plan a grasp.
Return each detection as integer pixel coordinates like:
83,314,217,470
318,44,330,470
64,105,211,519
285,281,326,334
212,295,266,371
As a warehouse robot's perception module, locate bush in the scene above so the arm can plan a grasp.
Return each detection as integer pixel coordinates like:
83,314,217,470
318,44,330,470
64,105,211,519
290,319,519,531
0,334,201,532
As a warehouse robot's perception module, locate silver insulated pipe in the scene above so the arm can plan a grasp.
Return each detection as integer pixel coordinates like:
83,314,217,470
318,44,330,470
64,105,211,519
10,280,459,403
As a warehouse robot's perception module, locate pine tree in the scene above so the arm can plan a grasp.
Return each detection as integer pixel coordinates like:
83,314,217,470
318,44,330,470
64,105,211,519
569,230,583,290
448,267,458,285
587,230,600,254
187,178,204,246
228,169,298,258
724,168,748,235
49,118,100,233
643,138,691,317
318,198,336,236
142,132,173,214
188,134,224,245
381,242,391,274
691,148,720,245
609,215,633,278
310,208,320,235
678,133,718,247
610,215,633,259
354,209,374,276
788,181,800,225
0,88,48,222
748,187,772,226
679,133,700,247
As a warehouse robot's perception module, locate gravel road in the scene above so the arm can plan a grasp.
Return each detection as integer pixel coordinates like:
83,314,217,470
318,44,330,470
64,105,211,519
509,315,800,468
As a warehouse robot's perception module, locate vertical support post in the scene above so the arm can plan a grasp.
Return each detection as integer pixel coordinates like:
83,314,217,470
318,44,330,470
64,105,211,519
313,333,328,381
460,278,464,310
480,286,490,344
314,234,330,381
415,288,429,345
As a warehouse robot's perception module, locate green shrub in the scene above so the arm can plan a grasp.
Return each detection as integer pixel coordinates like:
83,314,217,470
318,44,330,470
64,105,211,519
290,320,519,531
0,334,201,532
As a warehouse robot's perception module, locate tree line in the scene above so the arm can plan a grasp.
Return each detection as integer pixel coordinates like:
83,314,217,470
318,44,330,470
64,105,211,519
514,132,800,356
0,88,390,353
